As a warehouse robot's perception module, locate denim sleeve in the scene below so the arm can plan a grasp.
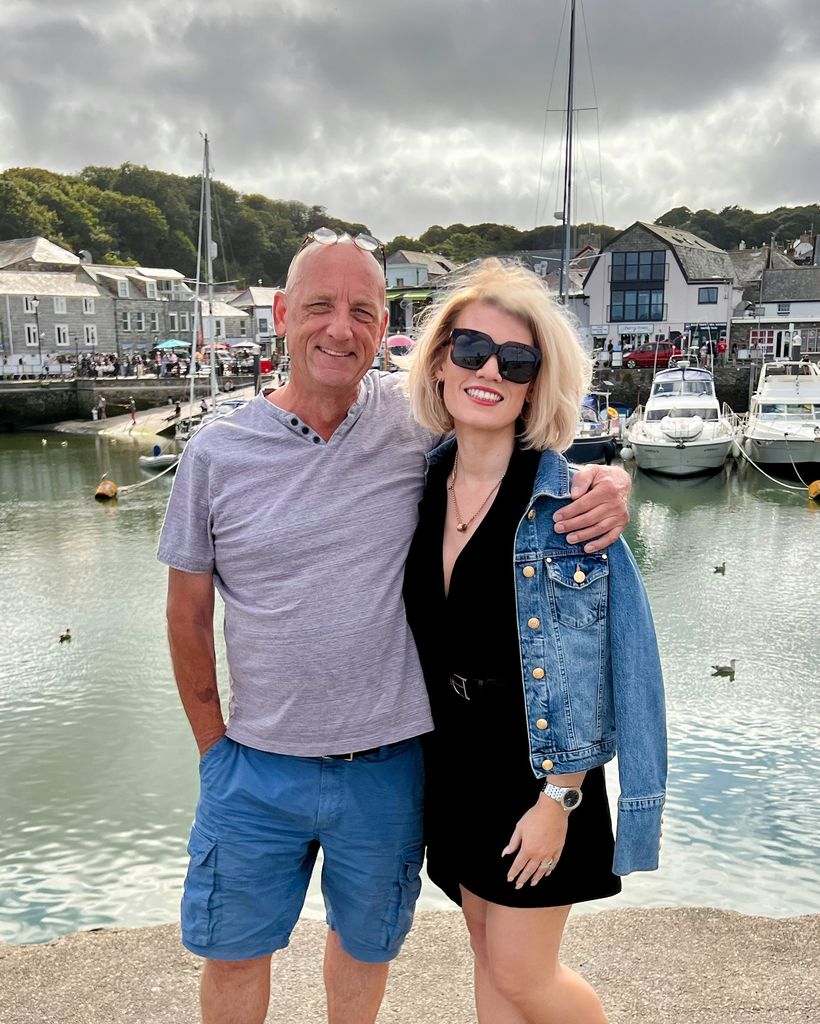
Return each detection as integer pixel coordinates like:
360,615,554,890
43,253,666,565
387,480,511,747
156,445,215,574
608,538,667,875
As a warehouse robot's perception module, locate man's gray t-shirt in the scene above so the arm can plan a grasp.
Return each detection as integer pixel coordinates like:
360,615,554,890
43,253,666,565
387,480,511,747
157,371,437,755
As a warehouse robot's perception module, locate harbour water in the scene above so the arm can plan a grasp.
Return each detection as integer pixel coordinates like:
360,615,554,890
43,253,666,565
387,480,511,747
1,432,819,945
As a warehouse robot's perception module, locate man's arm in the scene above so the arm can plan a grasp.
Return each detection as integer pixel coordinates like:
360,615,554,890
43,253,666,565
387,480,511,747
166,567,226,756
553,464,632,553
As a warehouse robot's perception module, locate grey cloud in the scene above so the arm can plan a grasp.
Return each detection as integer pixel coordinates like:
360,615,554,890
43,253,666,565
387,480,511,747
0,0,817,240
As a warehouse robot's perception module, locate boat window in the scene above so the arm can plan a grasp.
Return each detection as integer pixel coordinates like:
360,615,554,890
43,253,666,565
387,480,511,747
760,403,815,420
646,408,719,421
651,381,713,396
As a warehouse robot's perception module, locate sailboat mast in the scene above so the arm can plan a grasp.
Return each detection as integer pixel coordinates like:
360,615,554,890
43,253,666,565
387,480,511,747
559,0,576,304
203,134,218,404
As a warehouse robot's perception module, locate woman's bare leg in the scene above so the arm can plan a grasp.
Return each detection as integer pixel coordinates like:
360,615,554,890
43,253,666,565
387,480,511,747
461,886,608,1024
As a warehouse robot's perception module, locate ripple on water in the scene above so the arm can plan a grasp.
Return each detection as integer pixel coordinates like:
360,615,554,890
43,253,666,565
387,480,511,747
2,439,820,941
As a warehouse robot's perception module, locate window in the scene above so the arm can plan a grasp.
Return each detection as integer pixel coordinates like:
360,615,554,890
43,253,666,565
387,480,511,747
750,329,775,354
609,289,665,322
84,324,98,346
134,311,145,332
805,329,819,353
698,287,718,304
24,296,37,313
121,311,131,332
150,311,159,333
117,280,129,298
83,297,95,314
180,312,189,331
53,296,67,314
215,319,223,337
55,324,69,347
258,317,269,334
146,282,157,299
611,250,666,282
239,319,247,337
396,277,405,287
168,312,178,332
25,323,39,347
777,302,791,315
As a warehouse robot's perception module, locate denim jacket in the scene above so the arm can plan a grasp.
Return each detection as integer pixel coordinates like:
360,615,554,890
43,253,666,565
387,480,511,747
427,439,667,876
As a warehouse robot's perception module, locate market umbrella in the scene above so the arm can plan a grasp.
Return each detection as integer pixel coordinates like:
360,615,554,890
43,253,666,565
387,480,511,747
154,339,191,350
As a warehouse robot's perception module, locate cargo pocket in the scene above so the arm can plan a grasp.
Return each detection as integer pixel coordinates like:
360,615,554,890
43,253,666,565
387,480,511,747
181,825,219,948
382,846,423,951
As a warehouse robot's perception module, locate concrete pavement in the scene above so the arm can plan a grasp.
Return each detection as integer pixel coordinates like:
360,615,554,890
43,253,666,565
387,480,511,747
1,908,817,1023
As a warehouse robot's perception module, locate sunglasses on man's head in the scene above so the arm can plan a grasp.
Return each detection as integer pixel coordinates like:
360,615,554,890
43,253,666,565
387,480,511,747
298,226,387,276
449,328,542,384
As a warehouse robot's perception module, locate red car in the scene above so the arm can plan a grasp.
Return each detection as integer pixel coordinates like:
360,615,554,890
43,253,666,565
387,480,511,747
622,342,681,368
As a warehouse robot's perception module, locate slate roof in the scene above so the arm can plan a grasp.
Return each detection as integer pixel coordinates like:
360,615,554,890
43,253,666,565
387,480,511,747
201,299,249,319
635,222,736,282
727,248,795,288
0,237,79,270
0,270,103,296
230,287,280,308
760,267,820,302
387,251,456,274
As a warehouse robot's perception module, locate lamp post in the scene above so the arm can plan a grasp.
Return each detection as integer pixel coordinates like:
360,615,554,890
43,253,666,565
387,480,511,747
31,296,43,375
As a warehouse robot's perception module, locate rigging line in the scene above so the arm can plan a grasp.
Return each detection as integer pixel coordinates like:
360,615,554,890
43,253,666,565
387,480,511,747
576,117,601,226
534,0,569,227
579,0,605,227
210,169,235,290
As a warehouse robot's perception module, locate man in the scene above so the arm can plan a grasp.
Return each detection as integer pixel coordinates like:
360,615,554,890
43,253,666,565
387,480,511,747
158,233,631,1024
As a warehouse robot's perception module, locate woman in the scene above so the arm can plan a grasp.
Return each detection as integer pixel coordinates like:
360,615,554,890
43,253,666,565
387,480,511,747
403,260,666,1024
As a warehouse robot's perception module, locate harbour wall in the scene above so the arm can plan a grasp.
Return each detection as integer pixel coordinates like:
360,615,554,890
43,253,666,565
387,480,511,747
0,376,257,430
600,365,755,413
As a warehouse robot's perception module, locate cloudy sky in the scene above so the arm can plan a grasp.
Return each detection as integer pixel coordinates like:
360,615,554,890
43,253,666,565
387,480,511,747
1,0,819,241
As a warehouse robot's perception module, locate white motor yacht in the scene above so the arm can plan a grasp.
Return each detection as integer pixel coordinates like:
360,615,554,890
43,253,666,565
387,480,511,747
743,360,820,477
624,365,736,476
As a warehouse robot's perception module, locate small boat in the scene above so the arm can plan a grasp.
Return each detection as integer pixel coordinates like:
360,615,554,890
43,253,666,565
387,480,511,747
624,364,736,476
566,393,620,464
743,360,820,479
139,445,180,470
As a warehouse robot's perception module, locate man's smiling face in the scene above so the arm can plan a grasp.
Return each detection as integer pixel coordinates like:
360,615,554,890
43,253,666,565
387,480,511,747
275,242,387,399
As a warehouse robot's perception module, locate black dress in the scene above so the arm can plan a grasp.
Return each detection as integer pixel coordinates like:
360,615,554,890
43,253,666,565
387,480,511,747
403,444,622,909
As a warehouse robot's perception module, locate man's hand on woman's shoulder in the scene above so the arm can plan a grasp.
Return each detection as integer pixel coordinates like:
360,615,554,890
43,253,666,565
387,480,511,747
553,464,631,553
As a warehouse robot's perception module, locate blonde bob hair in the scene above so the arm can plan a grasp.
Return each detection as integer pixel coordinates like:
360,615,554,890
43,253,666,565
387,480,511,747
405,258,592,452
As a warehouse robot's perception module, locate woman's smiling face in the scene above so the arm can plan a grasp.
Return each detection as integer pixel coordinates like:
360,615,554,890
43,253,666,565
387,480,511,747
436,301,536,435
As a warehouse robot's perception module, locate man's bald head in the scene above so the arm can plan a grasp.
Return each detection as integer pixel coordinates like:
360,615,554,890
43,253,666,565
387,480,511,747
286,237,386,303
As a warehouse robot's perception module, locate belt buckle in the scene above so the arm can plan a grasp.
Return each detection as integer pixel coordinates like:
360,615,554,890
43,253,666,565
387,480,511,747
322,752,355,761
449,673,470,701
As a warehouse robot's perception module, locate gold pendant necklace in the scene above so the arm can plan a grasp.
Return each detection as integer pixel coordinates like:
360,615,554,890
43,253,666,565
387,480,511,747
447,452,504,533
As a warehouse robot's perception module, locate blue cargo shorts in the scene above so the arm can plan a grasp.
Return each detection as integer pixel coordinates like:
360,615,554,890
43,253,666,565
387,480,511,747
181,735,424,963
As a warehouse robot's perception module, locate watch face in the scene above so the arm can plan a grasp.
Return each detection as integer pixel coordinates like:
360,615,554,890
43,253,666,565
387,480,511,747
563,788,582,810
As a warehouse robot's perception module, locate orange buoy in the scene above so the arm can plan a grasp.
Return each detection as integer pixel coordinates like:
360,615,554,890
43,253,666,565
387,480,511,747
808,481,820,502
95,479,119,501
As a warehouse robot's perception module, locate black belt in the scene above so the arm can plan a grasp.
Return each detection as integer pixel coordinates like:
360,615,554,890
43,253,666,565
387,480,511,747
449,673,505,701
321,742,400,761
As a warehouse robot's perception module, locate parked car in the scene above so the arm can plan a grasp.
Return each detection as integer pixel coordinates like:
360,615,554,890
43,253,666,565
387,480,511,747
622,342,681,368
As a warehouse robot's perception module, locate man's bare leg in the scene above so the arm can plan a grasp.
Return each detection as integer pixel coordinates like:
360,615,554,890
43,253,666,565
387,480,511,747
201,955,271,1024
324,929,389,1024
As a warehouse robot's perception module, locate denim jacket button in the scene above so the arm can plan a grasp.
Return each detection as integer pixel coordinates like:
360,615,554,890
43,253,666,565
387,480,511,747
532,667,545,679
522,565,536,578
527,509,536,520
527,617,540,629
541,759,554,771
536,718,549,730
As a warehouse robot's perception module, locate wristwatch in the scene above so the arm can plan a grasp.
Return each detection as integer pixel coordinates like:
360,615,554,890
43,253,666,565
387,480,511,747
541,782,583,811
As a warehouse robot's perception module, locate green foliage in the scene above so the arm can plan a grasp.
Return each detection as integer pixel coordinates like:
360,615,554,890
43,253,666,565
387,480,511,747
1,160,817,289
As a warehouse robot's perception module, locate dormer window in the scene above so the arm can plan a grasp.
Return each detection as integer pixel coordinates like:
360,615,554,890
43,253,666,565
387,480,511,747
117,280,129,298
146,282,157,299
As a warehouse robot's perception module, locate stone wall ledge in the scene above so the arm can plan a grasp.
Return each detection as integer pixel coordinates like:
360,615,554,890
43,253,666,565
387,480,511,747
1,907,817,1023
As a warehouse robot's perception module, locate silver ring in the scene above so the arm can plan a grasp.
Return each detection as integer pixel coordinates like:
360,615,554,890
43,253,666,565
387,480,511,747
540,859,554,870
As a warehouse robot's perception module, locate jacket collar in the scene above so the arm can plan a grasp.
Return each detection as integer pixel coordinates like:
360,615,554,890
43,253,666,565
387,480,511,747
426,438,573,500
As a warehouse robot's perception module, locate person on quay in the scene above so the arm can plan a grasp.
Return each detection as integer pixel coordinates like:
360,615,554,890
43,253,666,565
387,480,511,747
157,232,634,1024
403,259,667,1024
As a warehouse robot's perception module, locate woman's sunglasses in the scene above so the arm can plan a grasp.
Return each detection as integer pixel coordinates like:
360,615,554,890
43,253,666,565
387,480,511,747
449,328,542,384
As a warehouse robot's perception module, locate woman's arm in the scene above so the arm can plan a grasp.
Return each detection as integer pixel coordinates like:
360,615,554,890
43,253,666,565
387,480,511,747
502,771,587,889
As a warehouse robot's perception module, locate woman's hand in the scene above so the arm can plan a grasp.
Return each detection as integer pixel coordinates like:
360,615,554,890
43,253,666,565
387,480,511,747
501,795,570,889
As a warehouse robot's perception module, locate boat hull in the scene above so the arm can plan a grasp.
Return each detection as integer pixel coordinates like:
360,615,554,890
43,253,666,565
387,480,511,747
742,437,820,480
629,437,733,476
566,435,618,465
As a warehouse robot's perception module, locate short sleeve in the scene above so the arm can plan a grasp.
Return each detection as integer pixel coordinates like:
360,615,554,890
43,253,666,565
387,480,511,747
156,445,215,573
